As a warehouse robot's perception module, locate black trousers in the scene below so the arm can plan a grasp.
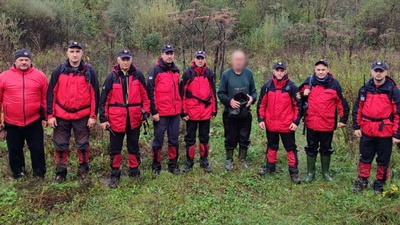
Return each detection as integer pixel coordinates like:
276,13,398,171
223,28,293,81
110,126,141,169
266,131,297,151
5,119,46,178
152,115,180,148
305,128,334,157
223,111,252,150
184,119,210,146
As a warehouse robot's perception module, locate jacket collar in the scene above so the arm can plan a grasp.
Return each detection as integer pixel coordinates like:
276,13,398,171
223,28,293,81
365,77,397,92
10,65,35,75
113,64,137,77
156,58,179,73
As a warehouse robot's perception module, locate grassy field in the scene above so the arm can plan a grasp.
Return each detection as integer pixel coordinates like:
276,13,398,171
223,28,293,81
1,54,400,224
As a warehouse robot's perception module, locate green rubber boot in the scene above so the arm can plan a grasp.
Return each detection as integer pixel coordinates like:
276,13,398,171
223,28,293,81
225,149,234,171
304,155,317,183
321,155,333,181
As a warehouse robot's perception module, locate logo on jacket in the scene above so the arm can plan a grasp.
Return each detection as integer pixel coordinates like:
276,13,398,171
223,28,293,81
24,52,29,55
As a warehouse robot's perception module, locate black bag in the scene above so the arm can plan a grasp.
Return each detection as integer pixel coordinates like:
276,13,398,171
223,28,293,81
228,92,249,119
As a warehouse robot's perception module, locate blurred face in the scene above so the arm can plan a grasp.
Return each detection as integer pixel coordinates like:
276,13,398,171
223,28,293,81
67,47,83,65
314,64,329,79
371,69,387,82
231,52,246,72
118,57,133,71
194,56,206,67
161,51,174,64
14,57,32,71
273,68,287,80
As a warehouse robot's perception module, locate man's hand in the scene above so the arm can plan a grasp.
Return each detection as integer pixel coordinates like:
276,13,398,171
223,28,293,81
337,122,346,128
182,116,189,121
230,99,240,109
289,123,298,131
258,122,266,130
48,118,57,128
354,129,362,138
246,94,253,108
87,118,97,128
152,114,160,122
303,89,311,96
393,137,400,144
100,122,110,130
42,120,48,128
0,122,4,130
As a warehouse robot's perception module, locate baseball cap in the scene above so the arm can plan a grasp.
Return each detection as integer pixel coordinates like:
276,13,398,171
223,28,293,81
273,62,286,70
371,61,388,71
315,59,329,67
118,49,133,58
68,41,83,49
162,45,174,53
194,50,206,58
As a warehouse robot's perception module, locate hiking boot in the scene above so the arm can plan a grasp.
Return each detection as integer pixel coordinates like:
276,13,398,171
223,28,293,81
78,164,89,185
109,176,119,188
202,165,212,173
321,155,333,181
225,159,233,171
373,179,385,195
52,175,65,184
168,160,181,175
200,157,212,173
182,160,194,173
128,167,141,181
258,163,276,176
289,166,301,184
152,169,161,179
304,155,317,183
352,177,369,192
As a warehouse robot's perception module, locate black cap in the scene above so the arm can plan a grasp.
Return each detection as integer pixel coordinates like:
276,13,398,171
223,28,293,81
118,49,133,58
68,41,83,49
194,50,206,58
15,49,32,60
162,45,174,53
371,61,388,71
273,62,286,70
315,59,329,67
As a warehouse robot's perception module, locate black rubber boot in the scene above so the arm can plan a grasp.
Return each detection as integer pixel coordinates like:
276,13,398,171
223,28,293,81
239,148,248,169
182,160,194,173
289,166,301,184
225,149,234,171
304,155,317,183
352,176,369,192
258,163,276,175
321,155,333,181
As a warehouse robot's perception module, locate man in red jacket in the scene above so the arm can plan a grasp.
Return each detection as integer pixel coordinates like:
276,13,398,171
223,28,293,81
0,49,48,179
180,51,217,173
147,45,183,177
352,61,400,194
299,60,349,182
257,62,302,183
99,49,150,188
47,42,99,184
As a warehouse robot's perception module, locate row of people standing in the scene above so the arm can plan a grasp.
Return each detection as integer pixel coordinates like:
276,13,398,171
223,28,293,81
0,43,398,194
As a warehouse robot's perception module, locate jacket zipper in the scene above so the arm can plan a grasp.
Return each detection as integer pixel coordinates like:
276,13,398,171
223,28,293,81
22,72,27,125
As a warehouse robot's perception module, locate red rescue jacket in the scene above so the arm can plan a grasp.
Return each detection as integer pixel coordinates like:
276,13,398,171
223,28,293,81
47,60,99,120
180,61,217,121
147,58,182,116
99,64,150,132
257,75,302,133
353,77,400,138
0,66,48,126
299,73,349,131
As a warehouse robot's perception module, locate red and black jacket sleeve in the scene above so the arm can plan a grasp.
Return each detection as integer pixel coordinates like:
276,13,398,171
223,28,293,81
99,73,114,123
257,83,268,123
391,87,400,139
88,66,100,119
179,69,191,118
352,88,363,130
334,80,350,124
146,66,158,115
47,65,63,119
210,72,217,117
137,70,151,114
289,81,302,125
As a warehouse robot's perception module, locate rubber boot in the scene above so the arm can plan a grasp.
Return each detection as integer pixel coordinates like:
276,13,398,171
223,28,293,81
239,148,248,169
289,166,301,184
225,149,234,171
304,155,317,183
321,155,333,181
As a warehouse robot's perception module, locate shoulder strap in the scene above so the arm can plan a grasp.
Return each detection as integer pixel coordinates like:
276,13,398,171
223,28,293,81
264,79,274,93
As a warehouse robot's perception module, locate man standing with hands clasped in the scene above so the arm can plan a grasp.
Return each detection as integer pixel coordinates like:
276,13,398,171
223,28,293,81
299,60,349,182
352,61,400,194
218,50,257,171
47,42,99,184
257,62,302,183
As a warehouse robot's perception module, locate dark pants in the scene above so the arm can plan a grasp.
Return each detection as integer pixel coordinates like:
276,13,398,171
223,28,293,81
222,111,252,150
184,119,210,159
152,115,180,170
110,126,141,177
53,116,90,177
305,128,334,157
5,119,46,178
357,134,392,181
266,131,298,167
